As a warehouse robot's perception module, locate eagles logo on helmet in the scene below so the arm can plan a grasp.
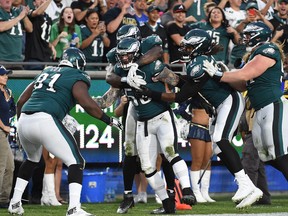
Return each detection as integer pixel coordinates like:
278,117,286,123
242,21,272,48
116,25,142,42
59,47,87,71
179,29,213,62
116,38,141,70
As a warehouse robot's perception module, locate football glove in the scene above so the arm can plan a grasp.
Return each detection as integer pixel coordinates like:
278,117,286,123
110,117,123,131
176,117,190,140
203,60,223,81
126,63,147,90
100,113,123,130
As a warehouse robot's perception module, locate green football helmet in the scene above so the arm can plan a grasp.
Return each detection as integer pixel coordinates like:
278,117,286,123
116,38,140,69
116,25,141,42
59,47,86,70
180,29,213,62
243,22,272,48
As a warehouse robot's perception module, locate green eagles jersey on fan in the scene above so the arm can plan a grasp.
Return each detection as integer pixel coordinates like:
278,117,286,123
0,7,22,61
247,43,284,110
106,35,162,64
189,22,234,64
22,66,91,120
186,55,232,108
80,25,104,64
114,60,169,120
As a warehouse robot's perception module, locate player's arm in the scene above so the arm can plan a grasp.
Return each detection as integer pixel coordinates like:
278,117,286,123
137,46,163,67
93,87,121,109
17,82,35,119
72,81,122,129
106,46,162,88
141,74,209,103
152,67,191,88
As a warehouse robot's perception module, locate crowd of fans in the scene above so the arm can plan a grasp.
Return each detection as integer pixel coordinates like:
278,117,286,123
0,0,287,71
1,0,288,214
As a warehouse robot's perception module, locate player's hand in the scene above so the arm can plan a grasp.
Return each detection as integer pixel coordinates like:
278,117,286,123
128,63,138,77
126,63,147,89
110,117,123,130
216,61,229,72
203,60,223,81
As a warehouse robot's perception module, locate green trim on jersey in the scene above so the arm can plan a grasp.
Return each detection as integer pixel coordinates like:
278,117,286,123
247,43,284,110
22,66,91,120
114,60,169,120
186,55,232,108
54,117,85,165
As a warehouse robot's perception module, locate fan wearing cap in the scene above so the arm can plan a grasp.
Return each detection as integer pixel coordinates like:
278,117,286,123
0,65,15,209
160,0,194,28
140,5,169,64
166,4,191,64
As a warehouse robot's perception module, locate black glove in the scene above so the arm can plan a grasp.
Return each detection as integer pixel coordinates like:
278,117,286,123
134,86,162,102
201,101,216,117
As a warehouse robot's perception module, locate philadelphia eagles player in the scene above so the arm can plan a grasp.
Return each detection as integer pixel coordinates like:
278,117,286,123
114,37,196,214
139,28,263,209
97,25,185,214
8,48,122,216
204,22,288,182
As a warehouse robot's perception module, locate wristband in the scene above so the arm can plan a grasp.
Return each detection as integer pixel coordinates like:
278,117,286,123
100,113,111,125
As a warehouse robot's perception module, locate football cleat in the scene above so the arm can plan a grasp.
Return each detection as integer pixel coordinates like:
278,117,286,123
232,174,255,203
181,187,197,206
117,193,134,214
66,205,95,216
8,201,24,215
236,187,263,209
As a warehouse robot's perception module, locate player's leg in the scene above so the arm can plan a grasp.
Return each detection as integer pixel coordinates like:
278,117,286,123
137,119,175,214
213,92,262,207
38,114,93,216
158,111,196,206
117,103,137,214
9,114,43,215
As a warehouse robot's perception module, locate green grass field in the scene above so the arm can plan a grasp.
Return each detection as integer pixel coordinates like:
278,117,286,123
1,195,287,216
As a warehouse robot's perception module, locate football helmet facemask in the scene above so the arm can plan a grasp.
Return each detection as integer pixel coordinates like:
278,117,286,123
179,29,213,62
59,47,87,71
242,22,272,48
116,25,141,42
116,38,141,70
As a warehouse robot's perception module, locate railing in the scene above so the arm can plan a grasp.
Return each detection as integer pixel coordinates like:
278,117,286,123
1,62,186,79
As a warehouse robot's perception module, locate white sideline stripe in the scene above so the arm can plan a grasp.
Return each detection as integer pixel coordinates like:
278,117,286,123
181,214,287,216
